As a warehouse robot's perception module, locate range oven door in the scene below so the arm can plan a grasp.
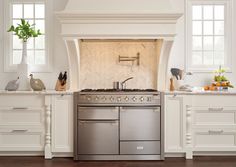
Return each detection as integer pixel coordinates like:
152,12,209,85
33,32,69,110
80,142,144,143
120,106,161,140
78,107,119,155
78,120,119,155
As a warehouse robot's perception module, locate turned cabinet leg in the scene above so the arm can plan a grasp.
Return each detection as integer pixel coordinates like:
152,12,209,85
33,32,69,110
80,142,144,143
186,150,193,159
45,104,52,159
185,105,193,160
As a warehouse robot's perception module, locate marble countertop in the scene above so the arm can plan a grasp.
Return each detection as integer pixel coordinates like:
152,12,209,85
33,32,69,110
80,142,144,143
1,89,236,95
164,90,236,95
0,90,74,95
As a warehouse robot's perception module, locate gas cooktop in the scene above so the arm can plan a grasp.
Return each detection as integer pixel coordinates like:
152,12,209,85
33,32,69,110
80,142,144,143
80,89,158,92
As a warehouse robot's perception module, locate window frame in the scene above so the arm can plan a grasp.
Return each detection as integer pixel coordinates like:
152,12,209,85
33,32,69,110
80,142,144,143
186,0,233,72
3,0,53,73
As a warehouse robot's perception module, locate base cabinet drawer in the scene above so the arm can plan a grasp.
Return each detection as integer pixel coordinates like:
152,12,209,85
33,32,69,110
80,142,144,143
0,107,44,126
120,141,160,155
193,128,236,151
193,106,236,125
0,128,44,151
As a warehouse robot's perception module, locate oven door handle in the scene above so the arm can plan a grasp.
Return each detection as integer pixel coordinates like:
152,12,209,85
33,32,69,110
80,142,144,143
79,107,119,111
79,120,118,124
120,107,160,112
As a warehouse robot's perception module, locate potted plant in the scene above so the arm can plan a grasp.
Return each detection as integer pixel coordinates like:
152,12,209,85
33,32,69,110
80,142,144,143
8,19,42,90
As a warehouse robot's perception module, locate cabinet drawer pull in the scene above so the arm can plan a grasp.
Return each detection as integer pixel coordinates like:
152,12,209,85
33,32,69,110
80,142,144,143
208,107,223,112
208,130,224,134
12,107,28,110
11,129,28,133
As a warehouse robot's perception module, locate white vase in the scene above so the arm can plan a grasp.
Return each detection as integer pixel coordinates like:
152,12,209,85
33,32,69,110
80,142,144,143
17,41,31,91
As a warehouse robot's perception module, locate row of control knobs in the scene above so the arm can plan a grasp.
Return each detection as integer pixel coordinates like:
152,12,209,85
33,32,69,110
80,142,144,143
86,96,150,102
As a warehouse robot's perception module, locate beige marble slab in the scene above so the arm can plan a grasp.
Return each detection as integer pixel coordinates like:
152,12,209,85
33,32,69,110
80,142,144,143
79,40,158,89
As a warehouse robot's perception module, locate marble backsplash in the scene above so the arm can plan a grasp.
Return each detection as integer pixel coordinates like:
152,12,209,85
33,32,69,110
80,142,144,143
79,40,159,89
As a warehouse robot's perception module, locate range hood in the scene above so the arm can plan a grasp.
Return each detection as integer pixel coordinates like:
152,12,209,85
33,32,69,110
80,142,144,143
56,0,183,91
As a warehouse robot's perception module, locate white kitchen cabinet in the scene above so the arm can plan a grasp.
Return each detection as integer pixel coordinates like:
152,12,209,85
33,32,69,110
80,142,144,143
0,94,45,153
0,91,73,158
164,95,184,154
190,95,236,155
51,94,73,156
164,92,236,159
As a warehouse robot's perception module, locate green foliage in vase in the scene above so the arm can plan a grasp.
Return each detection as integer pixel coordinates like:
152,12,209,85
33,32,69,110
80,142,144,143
7,19,42,42
214,66,228,82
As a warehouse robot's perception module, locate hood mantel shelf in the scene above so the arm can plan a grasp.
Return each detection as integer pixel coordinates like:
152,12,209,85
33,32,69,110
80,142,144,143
56,11,182,22
56,11,182,39
56,0,183,91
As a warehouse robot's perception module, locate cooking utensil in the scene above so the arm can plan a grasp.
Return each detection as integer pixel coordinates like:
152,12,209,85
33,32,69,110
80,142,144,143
179,69,183,80
171,68,181,80
113,82,120,90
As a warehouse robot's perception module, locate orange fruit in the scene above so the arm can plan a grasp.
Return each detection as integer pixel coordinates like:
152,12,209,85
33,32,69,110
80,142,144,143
210,86,216,91
216,82,221,87
204,86,209,91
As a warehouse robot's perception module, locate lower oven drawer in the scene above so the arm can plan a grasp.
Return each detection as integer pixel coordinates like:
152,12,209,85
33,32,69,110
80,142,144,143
120,141,160,155
78,120,119,154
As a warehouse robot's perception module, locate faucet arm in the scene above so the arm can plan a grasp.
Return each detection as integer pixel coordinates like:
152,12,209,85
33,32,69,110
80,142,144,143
121,77,134,89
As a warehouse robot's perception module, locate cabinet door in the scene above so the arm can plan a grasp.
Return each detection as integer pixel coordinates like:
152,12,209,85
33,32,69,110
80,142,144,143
165,95,184,153
52,95,73,153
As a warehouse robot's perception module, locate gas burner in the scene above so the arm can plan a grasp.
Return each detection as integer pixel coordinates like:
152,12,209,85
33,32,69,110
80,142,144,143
80,89,158,92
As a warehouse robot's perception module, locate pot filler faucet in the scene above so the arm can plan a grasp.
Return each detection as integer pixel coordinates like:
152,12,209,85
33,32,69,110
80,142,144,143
121,77,134,90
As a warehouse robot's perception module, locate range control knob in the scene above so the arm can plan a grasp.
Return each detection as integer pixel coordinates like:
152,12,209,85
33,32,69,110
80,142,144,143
147,97,152,102
102,96,107,101
125,96,129,101
110,97,114,101
117,97,121,102
95,96,99,101
140,97,144,101
87,96,91,101
132,97,137,101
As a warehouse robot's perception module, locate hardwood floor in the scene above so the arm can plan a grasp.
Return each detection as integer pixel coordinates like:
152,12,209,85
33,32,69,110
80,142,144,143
0,157,236,167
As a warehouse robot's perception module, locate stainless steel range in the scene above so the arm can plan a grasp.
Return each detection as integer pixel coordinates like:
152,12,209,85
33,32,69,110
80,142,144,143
74,89,164,160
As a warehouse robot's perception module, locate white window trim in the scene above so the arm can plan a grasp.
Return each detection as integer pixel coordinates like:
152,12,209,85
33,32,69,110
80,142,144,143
185,0,233,73
3,0,53,73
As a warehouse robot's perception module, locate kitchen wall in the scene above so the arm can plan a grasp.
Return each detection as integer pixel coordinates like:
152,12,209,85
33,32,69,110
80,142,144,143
0,0,235,90
0,0,69,90
79,40,158,89
168,0,236,87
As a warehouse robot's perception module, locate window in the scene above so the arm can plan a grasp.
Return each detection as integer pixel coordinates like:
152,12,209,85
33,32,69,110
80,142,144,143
4,0,52,72
12,3,45,65
186,0,233,72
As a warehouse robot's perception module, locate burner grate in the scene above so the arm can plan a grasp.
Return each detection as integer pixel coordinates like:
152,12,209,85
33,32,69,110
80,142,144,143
80,89,157,92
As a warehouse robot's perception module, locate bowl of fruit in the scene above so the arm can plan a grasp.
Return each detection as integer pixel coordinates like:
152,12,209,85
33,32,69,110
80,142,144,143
204,66,234,91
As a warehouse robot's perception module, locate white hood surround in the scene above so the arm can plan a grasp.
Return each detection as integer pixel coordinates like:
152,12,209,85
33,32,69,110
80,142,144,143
56,0,182,91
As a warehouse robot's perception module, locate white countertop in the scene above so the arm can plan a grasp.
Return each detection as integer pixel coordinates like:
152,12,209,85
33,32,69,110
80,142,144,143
2,89,236,95
164,89,236,95
0,90,74,95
